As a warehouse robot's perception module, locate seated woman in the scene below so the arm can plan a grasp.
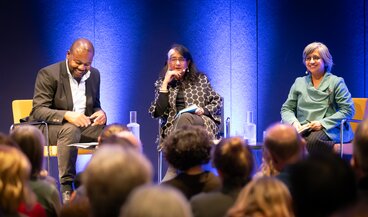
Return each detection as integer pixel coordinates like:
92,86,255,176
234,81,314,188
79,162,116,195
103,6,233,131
149,44,222,140
281,42,354,155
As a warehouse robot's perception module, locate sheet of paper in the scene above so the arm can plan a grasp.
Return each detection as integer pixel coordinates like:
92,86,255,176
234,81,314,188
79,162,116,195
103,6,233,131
68,142,98,149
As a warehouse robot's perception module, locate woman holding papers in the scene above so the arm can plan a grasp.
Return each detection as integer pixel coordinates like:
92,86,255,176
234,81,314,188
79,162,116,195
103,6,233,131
281,42,354,155
149,44,222,140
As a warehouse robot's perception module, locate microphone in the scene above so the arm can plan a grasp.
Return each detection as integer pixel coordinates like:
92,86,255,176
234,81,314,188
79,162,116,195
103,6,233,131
305,71,309,74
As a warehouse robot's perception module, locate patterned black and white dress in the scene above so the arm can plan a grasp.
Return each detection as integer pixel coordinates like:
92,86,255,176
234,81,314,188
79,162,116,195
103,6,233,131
149,73,222,140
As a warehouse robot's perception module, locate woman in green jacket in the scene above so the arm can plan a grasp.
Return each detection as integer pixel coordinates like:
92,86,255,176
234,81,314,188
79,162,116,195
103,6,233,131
281,42,354,155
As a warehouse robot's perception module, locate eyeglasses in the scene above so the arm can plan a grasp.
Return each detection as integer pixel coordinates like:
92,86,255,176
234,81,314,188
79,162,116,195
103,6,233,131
305,55,321,62
169,57,186,63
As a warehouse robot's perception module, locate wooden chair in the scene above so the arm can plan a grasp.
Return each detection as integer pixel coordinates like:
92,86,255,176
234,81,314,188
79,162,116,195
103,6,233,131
339,98,368,157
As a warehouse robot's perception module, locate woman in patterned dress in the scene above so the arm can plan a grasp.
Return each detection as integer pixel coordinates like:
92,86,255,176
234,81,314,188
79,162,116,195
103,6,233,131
149,44,222,141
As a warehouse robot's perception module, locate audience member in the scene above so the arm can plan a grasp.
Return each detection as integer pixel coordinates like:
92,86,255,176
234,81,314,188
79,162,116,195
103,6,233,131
59,197,90,217
0,132,18,147
29,38,107,203
71,123,142,202
0,145,46,217
351,118,368,200
161,125,221,199
10,125,61,217
190,137,254,217
120,185,192,217
256,123,305,188
83,145,153,217
226,177,294,217
97,123,128,144
288,154,356,217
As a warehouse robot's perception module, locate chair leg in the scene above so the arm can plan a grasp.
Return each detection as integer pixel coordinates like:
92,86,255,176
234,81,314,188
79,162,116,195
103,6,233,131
43,122,52,176
340,119,345,158
157,147,163,183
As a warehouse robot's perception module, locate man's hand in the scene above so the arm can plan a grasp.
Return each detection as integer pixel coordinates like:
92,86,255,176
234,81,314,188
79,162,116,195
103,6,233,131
64,111,91,127
89,110,107,126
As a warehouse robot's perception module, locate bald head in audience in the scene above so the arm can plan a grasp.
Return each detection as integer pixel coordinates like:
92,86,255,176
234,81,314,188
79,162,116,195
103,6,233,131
264,123,305,171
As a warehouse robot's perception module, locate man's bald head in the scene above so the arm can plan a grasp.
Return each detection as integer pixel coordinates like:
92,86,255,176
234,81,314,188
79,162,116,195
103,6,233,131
264,123,303,163
66,38,95,81
69,38,95,56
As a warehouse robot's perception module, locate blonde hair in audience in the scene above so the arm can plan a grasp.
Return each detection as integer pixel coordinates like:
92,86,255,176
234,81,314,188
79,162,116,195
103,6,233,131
256,149,279,177
0,145,34,213
120,185,192,217
227,177,294,217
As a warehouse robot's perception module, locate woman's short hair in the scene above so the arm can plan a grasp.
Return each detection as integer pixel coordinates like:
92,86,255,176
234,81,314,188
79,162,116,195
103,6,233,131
83,146,152,217
10,125,45,177
120,185,192,217
227,177,294,217
162,125,212,171
213,137,253,185
0,145,31,213
303,42,333,72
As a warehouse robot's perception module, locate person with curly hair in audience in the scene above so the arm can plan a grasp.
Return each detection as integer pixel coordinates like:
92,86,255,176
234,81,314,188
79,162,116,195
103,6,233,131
161,125,221,199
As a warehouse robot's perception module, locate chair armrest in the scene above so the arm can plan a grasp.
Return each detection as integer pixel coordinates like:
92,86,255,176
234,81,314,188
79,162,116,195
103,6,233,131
9,121,48,132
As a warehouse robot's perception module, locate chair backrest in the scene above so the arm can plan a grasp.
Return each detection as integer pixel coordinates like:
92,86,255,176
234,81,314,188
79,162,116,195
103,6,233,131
12,99,33,124
351,98,368,132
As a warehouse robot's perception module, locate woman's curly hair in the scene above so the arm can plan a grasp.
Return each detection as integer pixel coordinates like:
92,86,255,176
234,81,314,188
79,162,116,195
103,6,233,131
162,125,213,171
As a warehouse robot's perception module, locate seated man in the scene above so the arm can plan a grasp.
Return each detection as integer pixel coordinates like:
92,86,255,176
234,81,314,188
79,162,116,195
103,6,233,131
30,38,107,203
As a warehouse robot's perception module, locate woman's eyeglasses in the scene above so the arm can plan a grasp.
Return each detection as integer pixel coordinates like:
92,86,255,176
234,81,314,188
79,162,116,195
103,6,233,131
305,56,321,62
169,57,186,63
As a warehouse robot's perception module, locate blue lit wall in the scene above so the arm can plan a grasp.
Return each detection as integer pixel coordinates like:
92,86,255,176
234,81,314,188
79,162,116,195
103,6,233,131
1,0,367,179
181,0,257,137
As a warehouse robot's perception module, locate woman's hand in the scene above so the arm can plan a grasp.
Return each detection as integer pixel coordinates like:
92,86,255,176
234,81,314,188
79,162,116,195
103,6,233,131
309,120,323,131
163,69,185,83
195,107,204,116
292,121,302,130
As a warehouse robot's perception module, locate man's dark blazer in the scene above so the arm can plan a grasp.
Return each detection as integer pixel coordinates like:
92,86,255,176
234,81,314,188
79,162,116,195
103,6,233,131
30,60,102,124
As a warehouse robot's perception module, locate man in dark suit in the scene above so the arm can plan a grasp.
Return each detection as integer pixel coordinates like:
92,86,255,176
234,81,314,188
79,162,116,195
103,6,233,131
30,38,107,203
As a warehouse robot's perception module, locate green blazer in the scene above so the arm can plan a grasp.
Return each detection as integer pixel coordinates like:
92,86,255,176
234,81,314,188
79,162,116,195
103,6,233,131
281,72,354,142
